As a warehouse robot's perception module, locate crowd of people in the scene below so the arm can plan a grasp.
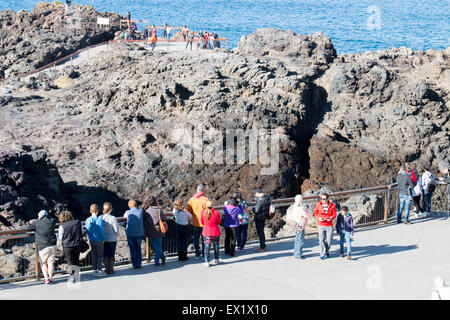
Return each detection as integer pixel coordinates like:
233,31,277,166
395,165,449,224
25,165,449,285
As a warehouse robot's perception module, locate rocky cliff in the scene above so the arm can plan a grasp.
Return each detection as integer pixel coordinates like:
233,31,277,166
0,5,449,226
0,2,122,79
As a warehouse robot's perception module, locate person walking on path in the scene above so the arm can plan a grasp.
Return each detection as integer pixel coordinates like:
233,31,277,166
142,196,168,266
286,195,309,259
396,165,415,224
27,210,57,284
85,204,106,277
57,211,83,283
172,199,192,261
200,201,221,267
313,192,337,260
252,188,272,252
124,200,144,269
421,166,436,216
223,197,243,257
187,184,209,259
101,202,119,274
233,191,249,252
336,206,354,260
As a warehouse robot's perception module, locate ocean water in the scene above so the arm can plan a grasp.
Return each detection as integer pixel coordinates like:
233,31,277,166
1,0,449,54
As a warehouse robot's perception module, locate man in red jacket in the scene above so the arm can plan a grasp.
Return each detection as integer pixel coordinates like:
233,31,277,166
313,193,337,260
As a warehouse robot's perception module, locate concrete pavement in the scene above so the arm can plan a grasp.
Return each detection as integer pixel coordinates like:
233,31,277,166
1,214,449,300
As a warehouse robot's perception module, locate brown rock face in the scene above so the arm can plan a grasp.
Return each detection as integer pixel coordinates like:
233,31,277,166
308,47,450,194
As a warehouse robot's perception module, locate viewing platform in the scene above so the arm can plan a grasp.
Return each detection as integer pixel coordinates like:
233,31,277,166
1,214,449,300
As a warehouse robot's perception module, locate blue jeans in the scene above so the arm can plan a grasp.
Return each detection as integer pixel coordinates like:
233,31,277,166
150,237,165,266
397,193,412,222
422,191,433,213
293,229,305,258
204,241,219,263
192,226,204,257
236,223,249,249
127,236,143,267
339,231,352,256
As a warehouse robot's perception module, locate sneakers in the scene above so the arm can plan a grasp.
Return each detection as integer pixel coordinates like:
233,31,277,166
44,279,51,285
256,248,266,252
326,252,330,258
95,270,107,277
320,256,326,260
347,255,352,260
194,256,202,260
404,221,412,225
213,259,220,265
204,262,210,267
236,248,244,252
161,256,166,266
340,253,345,258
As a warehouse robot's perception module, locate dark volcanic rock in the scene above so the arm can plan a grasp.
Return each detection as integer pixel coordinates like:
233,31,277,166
0,2,122,79
0,150,67,228
309,47,450,193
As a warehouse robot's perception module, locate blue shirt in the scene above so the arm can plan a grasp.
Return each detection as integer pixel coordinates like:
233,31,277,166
124,207,144,237
85,216,105,242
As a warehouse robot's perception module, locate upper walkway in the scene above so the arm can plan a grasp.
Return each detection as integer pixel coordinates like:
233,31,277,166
1,214,449,300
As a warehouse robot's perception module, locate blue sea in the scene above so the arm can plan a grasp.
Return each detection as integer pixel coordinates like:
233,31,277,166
1,0,449,53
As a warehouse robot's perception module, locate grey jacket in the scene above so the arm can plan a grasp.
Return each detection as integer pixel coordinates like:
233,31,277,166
101,214,119,242
396,171,414,196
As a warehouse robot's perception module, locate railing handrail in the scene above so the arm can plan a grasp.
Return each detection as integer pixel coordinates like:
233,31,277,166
0,182,401,237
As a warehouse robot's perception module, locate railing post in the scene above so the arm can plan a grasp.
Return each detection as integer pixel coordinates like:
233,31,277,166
384,187,390,223
34,243,40,282
146,237,151,263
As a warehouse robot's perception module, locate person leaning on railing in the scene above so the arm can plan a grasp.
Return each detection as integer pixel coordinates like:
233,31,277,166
438,167,450,203
26,210,57,284
85,204,106,277
101,202,119,274
172,199,192,261
141,195,168,267
123,200,144,269
57,211,84,283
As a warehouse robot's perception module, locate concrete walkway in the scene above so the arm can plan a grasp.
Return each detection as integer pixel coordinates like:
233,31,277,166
1,215,449,300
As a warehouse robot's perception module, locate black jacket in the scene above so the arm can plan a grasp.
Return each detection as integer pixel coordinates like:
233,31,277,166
61,220,83,248
27,217,57,251
252,194,271,221
396,172,414,196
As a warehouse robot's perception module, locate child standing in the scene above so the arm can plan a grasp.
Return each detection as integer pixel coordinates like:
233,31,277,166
172,199,192,261
336,206,354,260
85,204,106,276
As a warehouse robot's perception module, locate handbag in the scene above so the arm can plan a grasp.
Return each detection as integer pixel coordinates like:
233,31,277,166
158,209,168,234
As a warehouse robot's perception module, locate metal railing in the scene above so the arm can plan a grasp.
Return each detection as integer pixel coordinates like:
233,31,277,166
0,182,447,283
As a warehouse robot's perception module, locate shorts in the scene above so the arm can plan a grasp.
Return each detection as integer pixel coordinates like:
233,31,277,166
39,246,57,264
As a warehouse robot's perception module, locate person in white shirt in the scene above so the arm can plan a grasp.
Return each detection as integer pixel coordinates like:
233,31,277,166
431,277,450,300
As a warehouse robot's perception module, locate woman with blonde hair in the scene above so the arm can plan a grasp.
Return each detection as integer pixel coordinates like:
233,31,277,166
172,199,192,261
101,202,119,274
200,201,221,267
287,195,309,259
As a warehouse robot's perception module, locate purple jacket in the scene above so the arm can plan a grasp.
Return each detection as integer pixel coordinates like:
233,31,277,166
223,205,242,228
336,213,354,236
